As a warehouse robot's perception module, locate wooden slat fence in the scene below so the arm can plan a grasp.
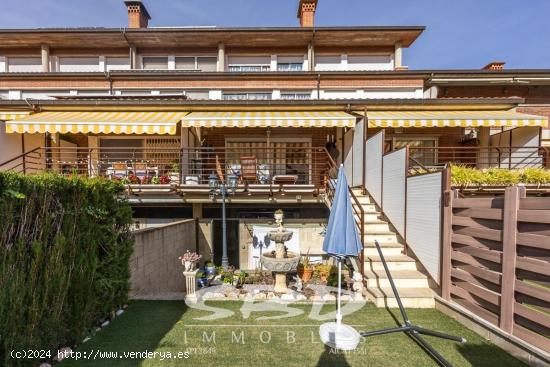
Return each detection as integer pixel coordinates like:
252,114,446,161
442,186,550,352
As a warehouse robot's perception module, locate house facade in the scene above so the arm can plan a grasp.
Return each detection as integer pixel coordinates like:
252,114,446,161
0,0,548,266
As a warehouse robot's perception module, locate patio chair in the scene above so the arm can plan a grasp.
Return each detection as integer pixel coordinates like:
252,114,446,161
240,156,258,183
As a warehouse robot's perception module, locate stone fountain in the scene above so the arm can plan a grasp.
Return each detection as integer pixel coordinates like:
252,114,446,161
261,210,300,293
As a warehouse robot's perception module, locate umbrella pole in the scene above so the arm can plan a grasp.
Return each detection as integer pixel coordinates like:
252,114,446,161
336,258,342,327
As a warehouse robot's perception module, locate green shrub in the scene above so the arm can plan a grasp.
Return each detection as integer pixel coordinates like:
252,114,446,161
450,165,550,186
0,173,133,366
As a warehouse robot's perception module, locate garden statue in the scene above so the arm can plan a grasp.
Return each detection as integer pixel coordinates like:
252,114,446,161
352,272,364,297
261,210,300,293
293,275,303,293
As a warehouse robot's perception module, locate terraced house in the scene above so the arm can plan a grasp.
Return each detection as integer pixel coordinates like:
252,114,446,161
0,0,549,351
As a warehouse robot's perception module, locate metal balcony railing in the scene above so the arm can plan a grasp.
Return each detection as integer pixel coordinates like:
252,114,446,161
0,146,335,190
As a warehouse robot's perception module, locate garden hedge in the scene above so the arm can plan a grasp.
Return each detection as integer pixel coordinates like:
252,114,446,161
0,173,133,366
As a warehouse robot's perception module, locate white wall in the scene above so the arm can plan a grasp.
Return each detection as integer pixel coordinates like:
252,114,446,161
320,90,358,99
406,172,442,283
382,149,407,237
363,88,423,99
0,122,23,169
490,127,542,168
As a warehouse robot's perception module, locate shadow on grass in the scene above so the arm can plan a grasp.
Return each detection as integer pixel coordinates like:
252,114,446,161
456,342,528,367
315,344,351,367
60,300,187,367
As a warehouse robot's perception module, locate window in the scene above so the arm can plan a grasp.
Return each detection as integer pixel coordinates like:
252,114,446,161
106,57,130,71
277,56,304,71
280,92,311,100
277,63,303,72
117,90,153,96
386,136,438,166
223,92,272,100
227,56,270,72
175,56,217,71
185,90,210,99
228,65,270,72
142,57,168,70
58,57,100,72
197,57,217,72
314,55,341,71
7,57,42,72
347,55,393,71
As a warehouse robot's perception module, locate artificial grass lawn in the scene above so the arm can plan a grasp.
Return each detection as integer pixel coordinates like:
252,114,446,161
60,301,526,367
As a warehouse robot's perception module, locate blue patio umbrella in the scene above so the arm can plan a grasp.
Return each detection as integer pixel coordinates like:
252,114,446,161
319,165,362,350
323,165,363,257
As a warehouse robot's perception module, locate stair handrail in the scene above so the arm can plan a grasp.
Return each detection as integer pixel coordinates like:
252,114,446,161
0,147,42,174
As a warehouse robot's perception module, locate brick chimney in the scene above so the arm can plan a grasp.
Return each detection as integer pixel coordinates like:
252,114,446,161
124,0,151,28
483,61,506,71
297,0,318,27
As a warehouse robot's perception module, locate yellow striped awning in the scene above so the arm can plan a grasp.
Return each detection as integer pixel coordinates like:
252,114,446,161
0,111,31,120
181,111,356,128
5,111,187,135
365,110,548,128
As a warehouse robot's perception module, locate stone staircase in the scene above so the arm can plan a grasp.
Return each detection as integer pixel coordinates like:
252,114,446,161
350,188,436,308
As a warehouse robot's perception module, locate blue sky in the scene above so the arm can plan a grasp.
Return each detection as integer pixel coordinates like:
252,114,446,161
1,0,548,70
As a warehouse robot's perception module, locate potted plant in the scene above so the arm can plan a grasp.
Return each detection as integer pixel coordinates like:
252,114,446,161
170,162,180,183
315,263,333,283
159,175,171,184
128,174,140,184
300,255,314,283
178,250,202,272
205,261,216,276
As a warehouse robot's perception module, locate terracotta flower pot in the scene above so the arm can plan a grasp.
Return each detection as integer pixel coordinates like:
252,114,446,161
301,268,314,283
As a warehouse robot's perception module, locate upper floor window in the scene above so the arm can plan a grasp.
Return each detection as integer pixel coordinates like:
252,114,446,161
277,56,304,72
227,56,270,72
142,56,168,70
176,56,217,72
185,90,210,99
280,92,311,100
7,57,42,72
277,63,303,72
314,55,341,71
106,57,131,71
347,55,393,71
58,57,100,72
223,92,272,100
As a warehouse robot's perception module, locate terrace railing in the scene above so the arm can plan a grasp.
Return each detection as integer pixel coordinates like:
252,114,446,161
408,146,549,170
0,146,334,191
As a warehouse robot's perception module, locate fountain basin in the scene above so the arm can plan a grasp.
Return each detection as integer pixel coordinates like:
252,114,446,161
261,252,300,272
266,230,293,243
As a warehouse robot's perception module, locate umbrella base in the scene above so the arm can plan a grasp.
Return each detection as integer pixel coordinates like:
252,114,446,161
319,322,361,351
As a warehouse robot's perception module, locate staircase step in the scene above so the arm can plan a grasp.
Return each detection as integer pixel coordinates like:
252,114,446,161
363,269,430,288
365,254,418,271
366,287,435,308
362,221,390,232
363,232,398,243
363,245,403,256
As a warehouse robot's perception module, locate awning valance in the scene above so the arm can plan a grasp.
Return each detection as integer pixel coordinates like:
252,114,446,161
0,111,31,120
181,111,356,128
5,111,187,135
365,110,547,128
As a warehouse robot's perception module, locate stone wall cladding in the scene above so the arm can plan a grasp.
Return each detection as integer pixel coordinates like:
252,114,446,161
130,219,197,299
